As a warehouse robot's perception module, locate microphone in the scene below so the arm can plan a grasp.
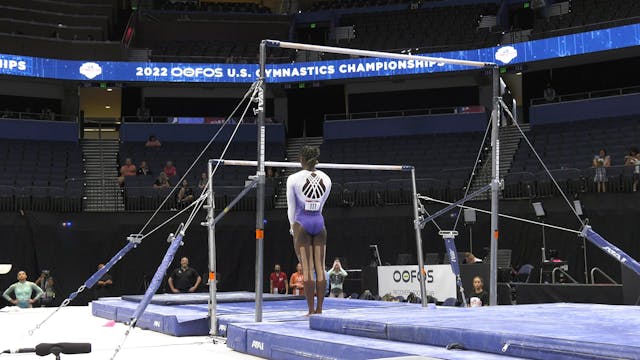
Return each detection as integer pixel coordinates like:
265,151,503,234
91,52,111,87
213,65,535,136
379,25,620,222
1,348,36,354
35,343,92,356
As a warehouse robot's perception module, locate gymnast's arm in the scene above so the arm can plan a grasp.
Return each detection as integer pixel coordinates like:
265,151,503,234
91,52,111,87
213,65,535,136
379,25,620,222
320,172,332,212
3,284,16,303
286,174,296,232
31,282,44,302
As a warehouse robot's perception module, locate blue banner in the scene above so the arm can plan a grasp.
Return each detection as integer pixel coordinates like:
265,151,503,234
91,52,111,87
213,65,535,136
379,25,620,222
1,23,638,83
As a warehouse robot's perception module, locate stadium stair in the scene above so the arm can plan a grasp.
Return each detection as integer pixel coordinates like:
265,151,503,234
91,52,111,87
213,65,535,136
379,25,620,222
468,123,529,200
275,136,324,209
82,139,125,212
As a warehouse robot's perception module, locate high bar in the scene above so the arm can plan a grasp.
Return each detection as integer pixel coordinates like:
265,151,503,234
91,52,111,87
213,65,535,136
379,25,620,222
211,159,412,171
263,40,492,69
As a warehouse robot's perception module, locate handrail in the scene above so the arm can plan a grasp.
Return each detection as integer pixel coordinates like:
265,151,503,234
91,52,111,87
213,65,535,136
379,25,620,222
590,267,618,284
530,85,640,106
324,105,485,121
0,112,77,122
551,267,578,284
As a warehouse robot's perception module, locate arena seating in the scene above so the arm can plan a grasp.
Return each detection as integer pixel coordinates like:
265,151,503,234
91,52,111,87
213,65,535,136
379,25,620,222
504,116,640,198
320,131,485,206
0,139,83,212
337,3,500,53
155,1,271,13
531,0,640,40
119,141,285,211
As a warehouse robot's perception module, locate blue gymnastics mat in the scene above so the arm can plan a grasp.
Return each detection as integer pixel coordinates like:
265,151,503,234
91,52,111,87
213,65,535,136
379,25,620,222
309,303,640,360
120,291,304,305
227,321,525,360
92,295,409,336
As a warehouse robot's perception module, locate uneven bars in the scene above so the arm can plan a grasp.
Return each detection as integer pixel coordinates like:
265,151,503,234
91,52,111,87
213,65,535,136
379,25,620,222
212,159,411,171
419,196,582,235
264,40,492,69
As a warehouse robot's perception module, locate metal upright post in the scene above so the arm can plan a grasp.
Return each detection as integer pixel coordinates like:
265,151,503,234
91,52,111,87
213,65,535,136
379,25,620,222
206,161,217,335
489,66,500,306
410,167,428,307
255,41,267,322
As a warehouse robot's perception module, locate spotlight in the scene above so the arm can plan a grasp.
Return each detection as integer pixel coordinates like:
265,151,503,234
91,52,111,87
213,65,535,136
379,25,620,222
61,221,72,228
532,202,545,218
573,200,583,217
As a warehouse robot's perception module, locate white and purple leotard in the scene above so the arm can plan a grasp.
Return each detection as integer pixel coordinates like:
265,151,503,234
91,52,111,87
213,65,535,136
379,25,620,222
287,169,332,236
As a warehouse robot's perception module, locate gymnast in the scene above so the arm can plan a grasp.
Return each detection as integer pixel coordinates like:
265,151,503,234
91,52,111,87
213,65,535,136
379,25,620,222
287,146,332,315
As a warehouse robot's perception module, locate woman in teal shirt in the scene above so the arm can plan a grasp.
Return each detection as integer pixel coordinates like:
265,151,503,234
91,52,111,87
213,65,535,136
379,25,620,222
3,270,44,308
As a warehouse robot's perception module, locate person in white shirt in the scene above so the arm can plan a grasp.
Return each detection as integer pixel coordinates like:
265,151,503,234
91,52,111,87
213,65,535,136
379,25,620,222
287,146,331,315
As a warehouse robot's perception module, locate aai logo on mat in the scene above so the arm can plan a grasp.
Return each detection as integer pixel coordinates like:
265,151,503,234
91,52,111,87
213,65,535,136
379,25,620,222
495,46,518,64
251,340,264,351
79,62,102,79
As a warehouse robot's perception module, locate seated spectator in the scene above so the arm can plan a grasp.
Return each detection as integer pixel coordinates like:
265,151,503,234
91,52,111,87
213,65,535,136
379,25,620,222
198,172,208,189
118,158,137,184
464,252,483,264
163,160,177,178
137,160,152,176
178,180,195,204
624,147,640,192
467,276,489,307
592,148,611,193
145,135,161,148
153,172,170,189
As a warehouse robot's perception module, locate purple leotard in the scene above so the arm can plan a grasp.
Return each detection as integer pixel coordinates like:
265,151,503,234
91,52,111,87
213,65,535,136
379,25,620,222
287,169,332,236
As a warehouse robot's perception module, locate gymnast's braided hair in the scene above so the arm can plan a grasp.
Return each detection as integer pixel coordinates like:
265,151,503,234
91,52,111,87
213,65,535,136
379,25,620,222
300,146,320,169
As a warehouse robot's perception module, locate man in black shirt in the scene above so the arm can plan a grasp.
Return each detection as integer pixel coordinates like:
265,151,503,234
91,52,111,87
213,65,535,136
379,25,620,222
168,257,201,293
94,263,113,299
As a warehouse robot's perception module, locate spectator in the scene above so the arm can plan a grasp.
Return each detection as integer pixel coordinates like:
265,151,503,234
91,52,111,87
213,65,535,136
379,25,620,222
328,259,348,298
266,167,275,178
34,270,55,307
624,147,640,192
198,172,208,189
118,158,137,184
464,252,483,264
1,108,11,118
137,106,151,122
163,160,177,178
543,83,556,102
269,264,288,294
593,148,611,193
289,263,304,296
177,180,195,204
137,160,152,176
168,257,201,293
145,135,161,148
467,276,489,307
2,270,44,308
153,172,170,189
94,263,113,299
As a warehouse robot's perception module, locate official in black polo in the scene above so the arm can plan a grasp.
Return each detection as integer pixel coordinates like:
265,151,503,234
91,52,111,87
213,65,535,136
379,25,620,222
168,257,202,293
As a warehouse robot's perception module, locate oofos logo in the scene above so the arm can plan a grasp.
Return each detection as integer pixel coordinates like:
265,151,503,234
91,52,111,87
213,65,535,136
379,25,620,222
393,269,433,283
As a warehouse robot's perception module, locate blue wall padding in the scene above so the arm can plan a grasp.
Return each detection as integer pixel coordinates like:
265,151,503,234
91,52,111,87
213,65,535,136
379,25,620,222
120,123,285,143
323,112,487,139
530,93,640,125
0,119,77,141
